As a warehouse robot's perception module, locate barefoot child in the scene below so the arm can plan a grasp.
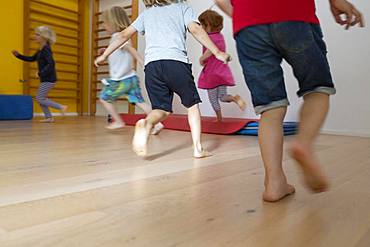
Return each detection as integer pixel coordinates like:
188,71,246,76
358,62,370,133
12,26,67,123
96,0,231,158
99,6,163,133
215,0,364,201
198,10,246,122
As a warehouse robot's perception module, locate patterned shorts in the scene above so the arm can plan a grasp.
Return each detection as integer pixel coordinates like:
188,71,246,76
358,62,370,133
100,75,145,104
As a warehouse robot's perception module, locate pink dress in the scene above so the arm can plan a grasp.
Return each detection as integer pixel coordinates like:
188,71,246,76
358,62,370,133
198,32,235,89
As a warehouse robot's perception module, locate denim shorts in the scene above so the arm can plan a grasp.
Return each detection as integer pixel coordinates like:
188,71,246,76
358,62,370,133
236,22,336,114
100,75,145,104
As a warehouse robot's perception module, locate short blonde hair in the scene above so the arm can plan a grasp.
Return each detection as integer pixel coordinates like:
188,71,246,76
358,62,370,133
143,0,186,7
102,6,131,32
35,26,56,45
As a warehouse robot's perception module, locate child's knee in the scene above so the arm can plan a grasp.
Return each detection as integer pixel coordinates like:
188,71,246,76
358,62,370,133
219,95,229,102
36,97,45,104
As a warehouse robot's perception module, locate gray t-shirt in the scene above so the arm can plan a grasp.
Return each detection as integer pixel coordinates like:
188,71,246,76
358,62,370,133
131,2,198,65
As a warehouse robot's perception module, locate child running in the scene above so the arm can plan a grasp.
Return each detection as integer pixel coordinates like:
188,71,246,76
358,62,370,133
99,6,163,133
198,9,246,122
12,26,67,123
215,0,364,201
96,0,231,158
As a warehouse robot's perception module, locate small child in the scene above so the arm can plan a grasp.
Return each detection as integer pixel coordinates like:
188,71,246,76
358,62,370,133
12,26,67,123
96,0,231,158
198,10,246,122
99,6,163,133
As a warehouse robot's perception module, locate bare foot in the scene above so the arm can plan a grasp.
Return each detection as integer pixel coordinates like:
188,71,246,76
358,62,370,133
151,122,164,135
194,148,212,159
234,95,247,111
263,183,296,202
39,118,54,123
60,105,68,116
290,141,329,193
105,122,125,130
132,119,151,157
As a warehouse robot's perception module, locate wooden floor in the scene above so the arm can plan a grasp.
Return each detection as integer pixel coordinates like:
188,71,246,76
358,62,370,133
0,117,369,247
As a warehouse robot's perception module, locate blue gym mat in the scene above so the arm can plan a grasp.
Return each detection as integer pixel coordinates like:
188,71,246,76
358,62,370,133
0,95,33,120
236,121,298,136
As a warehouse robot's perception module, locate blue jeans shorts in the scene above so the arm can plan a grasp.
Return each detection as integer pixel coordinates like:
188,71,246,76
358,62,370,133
236,22,336,114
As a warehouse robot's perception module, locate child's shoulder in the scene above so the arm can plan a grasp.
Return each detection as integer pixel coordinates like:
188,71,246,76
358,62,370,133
41,45,53,54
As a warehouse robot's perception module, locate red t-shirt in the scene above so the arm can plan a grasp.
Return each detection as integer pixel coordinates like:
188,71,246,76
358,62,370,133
231,0,320,34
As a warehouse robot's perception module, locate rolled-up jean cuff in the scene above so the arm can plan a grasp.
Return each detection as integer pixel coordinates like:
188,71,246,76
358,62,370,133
255,99,290,115
299,86,336,97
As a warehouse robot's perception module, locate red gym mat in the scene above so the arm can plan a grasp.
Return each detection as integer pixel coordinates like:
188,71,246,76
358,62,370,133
120,114,257,135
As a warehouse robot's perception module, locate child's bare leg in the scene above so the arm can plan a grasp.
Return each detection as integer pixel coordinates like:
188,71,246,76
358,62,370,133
60,105,68,116
136,102,152,114
136,102,164,135
220,95,247,111
290,93,330,193
216,110,223,122
132,109,169,156
259,107,295,202
100,99,125,129
187,104,211,158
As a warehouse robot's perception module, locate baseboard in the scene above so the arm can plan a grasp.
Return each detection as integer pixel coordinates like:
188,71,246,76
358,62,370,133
322,129,370,138
33,113,79,117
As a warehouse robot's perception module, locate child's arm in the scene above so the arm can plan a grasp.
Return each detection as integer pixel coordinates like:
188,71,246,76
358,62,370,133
199,49,213,66
95,26,137,67
188,22,231,64
123,44,144,67
329,0,364,29
12,50,38,62
214,0,233,17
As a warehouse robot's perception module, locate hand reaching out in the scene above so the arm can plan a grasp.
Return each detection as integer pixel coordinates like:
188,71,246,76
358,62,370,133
98,48,106,55
330,0,365,29
94,55,107,67
12,50,19,57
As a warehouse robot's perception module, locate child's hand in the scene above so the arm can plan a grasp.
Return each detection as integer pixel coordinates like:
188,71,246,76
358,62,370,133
199,57,207,66
330,0,364,29
12,50,19,57
215,51,232,64
94,55,107,67
98,48,106,55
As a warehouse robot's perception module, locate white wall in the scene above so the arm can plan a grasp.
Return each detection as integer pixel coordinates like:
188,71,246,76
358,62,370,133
135,1,370,136
315,1,370,136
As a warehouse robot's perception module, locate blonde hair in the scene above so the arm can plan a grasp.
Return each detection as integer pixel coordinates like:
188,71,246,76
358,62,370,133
102,6,131,32
199,10,224,32
35,26,56,45
143,0,186,7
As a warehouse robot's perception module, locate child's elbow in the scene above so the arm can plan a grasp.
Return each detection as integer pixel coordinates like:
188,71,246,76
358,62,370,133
188,22,203,36
118,30,130,42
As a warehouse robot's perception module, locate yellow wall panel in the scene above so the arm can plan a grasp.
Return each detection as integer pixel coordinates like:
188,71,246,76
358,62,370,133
0,1,24,95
